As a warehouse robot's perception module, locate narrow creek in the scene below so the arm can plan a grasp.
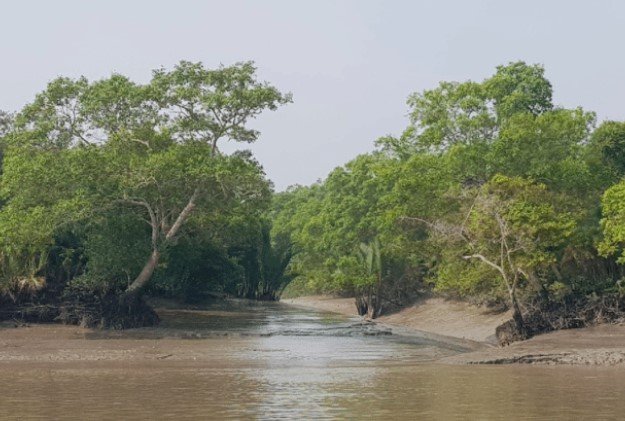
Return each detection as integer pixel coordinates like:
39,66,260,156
1,300,625,419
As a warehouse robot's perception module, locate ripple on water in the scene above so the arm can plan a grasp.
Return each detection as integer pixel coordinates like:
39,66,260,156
3,301,623,419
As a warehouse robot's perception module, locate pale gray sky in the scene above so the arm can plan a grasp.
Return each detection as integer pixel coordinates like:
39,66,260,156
2,0,624,189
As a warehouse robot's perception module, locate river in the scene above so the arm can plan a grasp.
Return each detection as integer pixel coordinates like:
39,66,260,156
1,300,625,420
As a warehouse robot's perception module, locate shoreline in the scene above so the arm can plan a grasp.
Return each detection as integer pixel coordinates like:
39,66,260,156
4,296,625,366
282,295,510,343
443,323,625,365
283,295,625,366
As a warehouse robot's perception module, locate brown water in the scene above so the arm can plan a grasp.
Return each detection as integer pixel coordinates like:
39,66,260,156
1,301,625,420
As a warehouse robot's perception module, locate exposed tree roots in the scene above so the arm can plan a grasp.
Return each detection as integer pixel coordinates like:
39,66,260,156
0,288,159,329
496,294,625,346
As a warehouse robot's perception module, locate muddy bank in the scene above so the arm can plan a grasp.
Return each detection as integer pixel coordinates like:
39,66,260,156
282,296,356,317
0,287,159,329
284,295,625,366
442,323,625,365
6,296,625,367
283,295,510,343
0,320,256,364
0,299,463,366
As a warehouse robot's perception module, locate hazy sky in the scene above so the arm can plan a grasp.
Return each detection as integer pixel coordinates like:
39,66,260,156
2,0,624,189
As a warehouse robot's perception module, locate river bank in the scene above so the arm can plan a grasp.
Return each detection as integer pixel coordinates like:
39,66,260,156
283,295,625,366
443,323,625,365
5,296,625,367
283,295,511,343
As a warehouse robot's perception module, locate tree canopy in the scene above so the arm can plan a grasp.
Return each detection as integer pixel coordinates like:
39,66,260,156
277,61,625,324
4,59,625,333
0,61,291,305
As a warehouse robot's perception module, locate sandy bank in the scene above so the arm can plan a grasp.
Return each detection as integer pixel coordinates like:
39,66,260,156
283,295,510,343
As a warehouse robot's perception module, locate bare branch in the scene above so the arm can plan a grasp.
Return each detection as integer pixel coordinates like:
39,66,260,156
165,188,199,241
463,253,506,279
128,137,152,150
116,197,158,246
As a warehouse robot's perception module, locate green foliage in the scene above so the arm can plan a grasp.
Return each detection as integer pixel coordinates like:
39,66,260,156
151,61,292,149
276,61,622,316
0,61,290,302
591,120,625,178
491,108,596,190
433,255,502,298
463,175,575,290
13,61,292,152
599,181,625,263
0,110,12,139
484,61,553,119
377,61,553,156
2,57,625,318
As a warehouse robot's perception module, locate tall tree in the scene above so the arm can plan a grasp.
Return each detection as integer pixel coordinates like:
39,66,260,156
151,61,292,153
484,61,553,120
3,61,290,299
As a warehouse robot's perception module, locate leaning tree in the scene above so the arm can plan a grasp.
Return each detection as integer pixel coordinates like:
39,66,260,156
1,61,291,299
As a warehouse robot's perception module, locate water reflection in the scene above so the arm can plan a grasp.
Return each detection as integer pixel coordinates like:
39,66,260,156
1,301,624,419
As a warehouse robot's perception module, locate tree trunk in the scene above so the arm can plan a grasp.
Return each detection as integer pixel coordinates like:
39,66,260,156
366,296,379,319
125,249,161,296
355,295,368,316
375,273,383,318
123,189,199,299
365,282,384,319
509,287,526,336
366,286,374,319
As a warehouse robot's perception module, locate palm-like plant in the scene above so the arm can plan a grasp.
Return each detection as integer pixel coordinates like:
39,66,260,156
355,238,383,318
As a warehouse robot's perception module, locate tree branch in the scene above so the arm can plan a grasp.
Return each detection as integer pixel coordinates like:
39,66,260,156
117,197,159,246
165,188,199,241
463,253,506,279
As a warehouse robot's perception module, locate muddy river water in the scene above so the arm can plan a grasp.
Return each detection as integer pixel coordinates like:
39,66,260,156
1,300,625,420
